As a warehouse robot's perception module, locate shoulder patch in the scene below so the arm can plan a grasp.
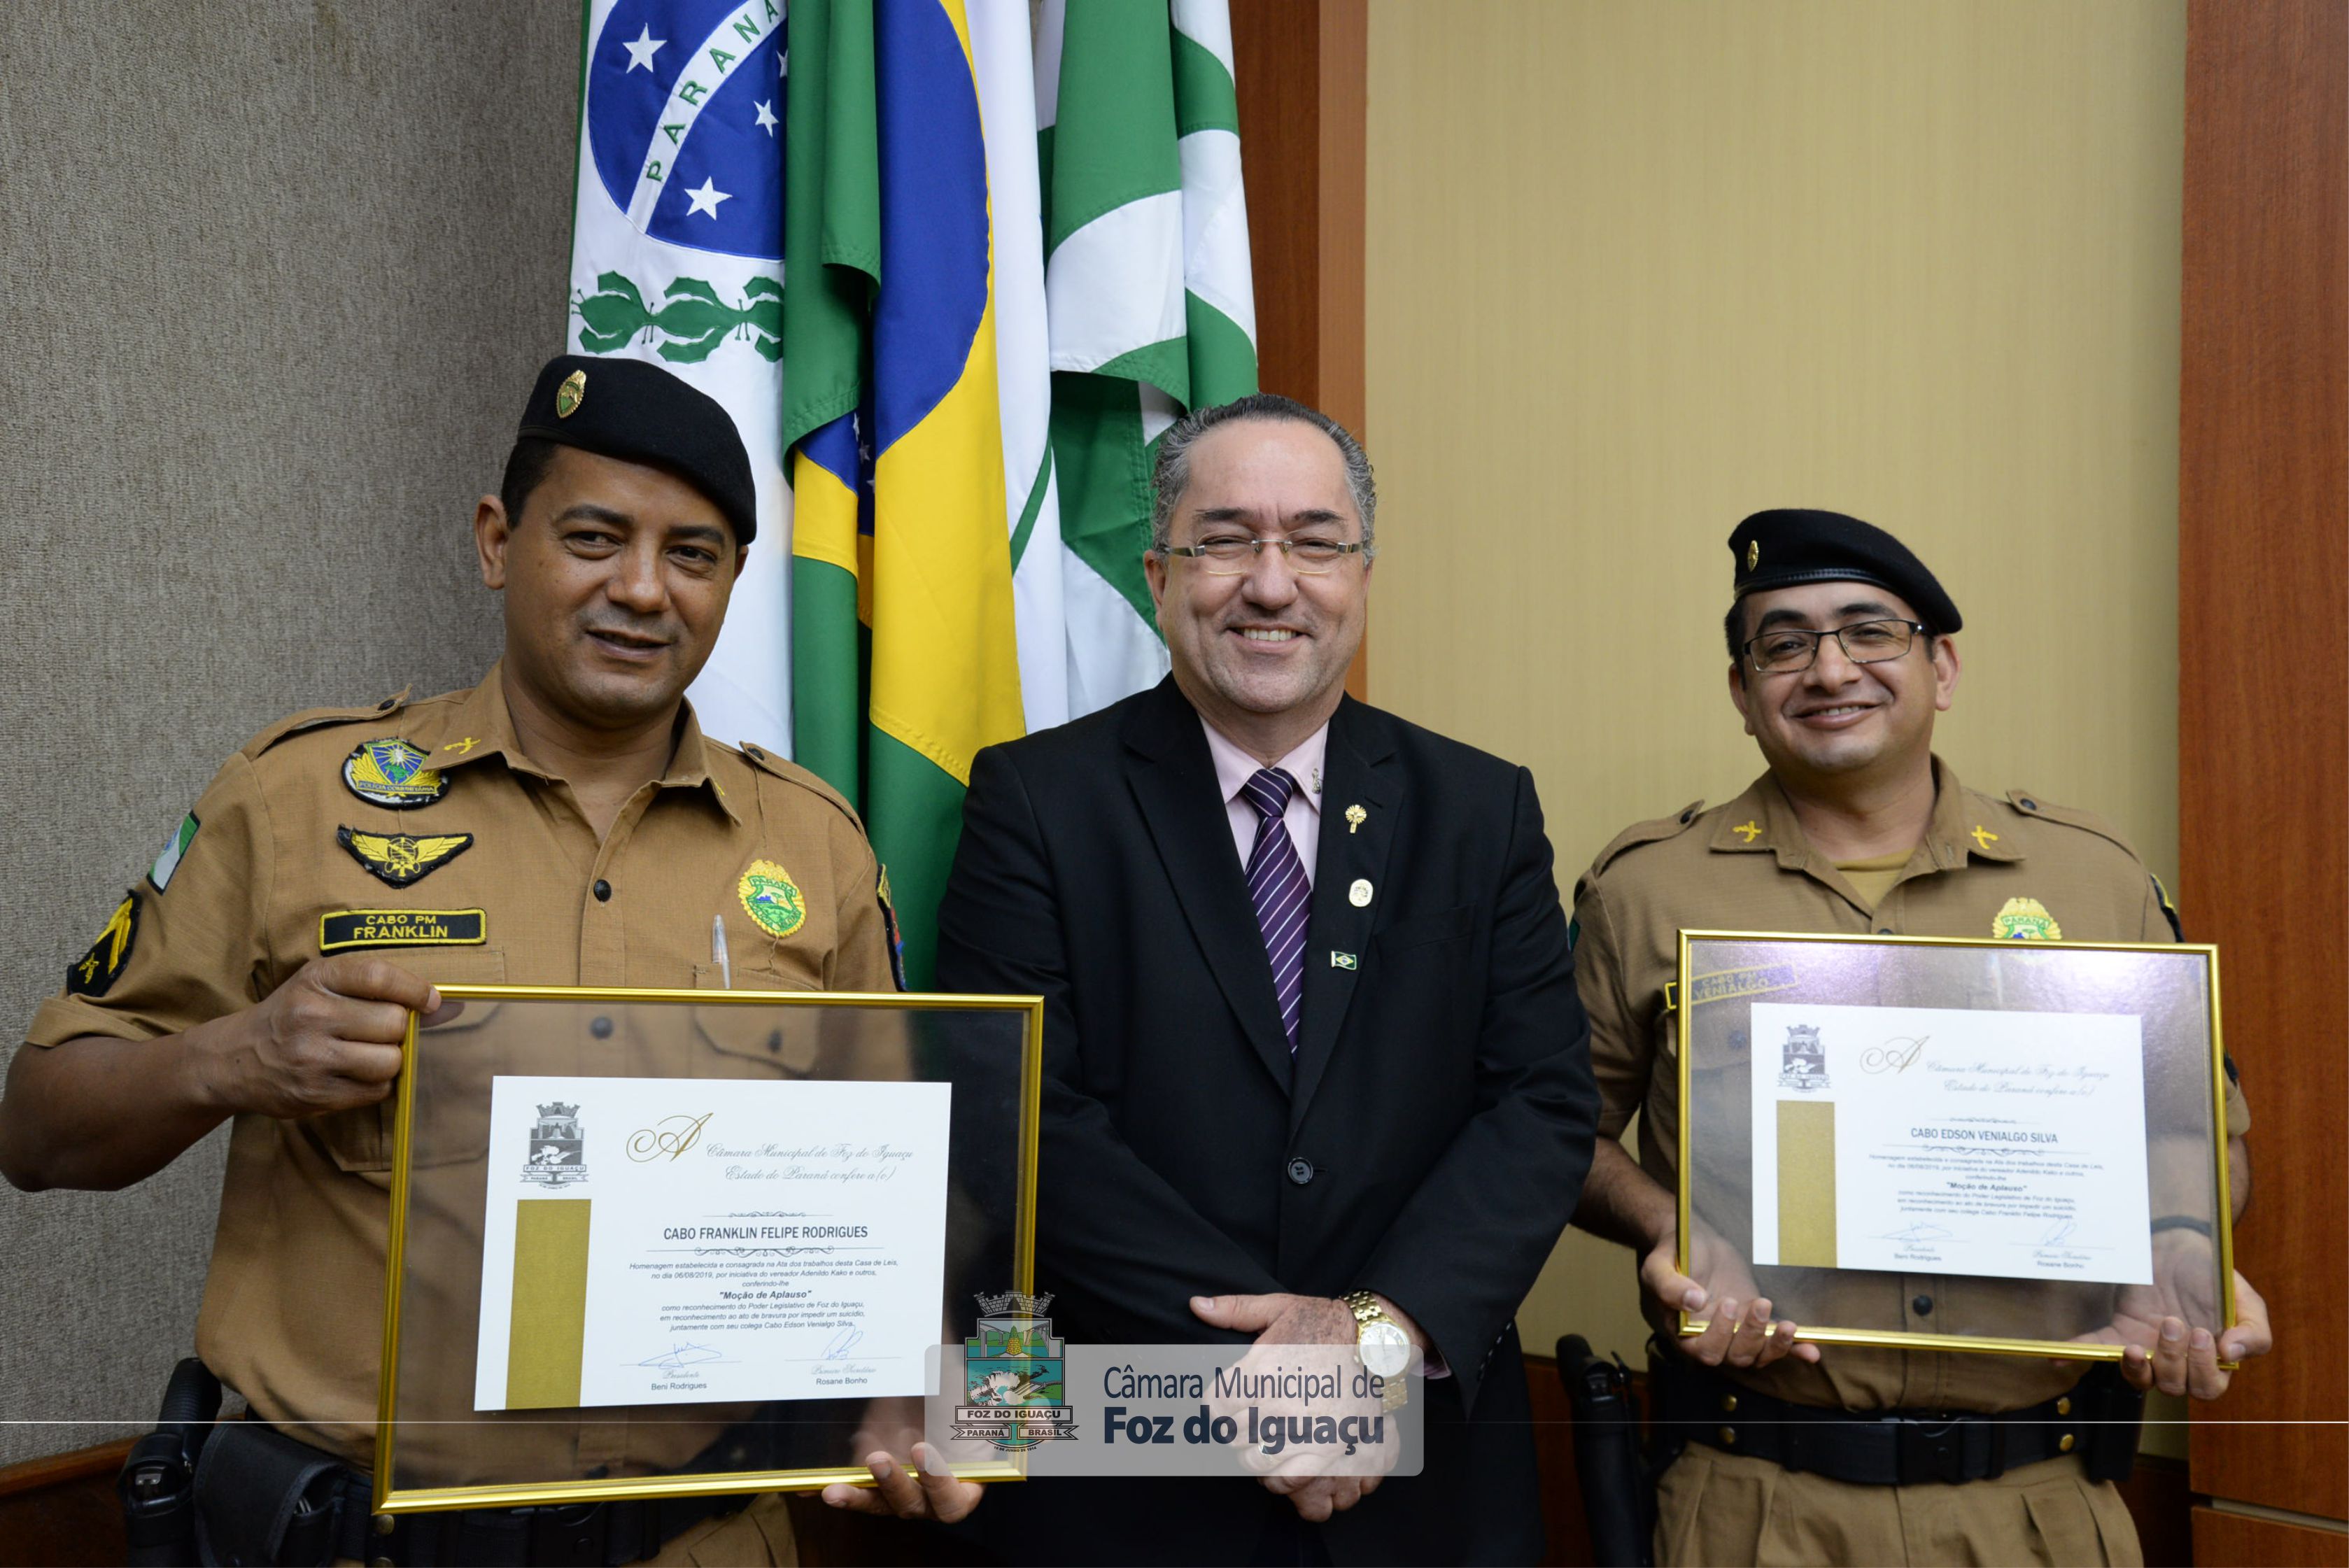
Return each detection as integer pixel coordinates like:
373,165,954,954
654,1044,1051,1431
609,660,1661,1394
241,688,414,759
732,741,868,832
877,863,908,992
66,892,139,997
2001,788,2146,862
1589,801,1707,877
2150,873,2185,942
148,812,200,893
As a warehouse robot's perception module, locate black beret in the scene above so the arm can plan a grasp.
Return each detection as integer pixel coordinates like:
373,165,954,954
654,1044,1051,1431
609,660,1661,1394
1728,508,1961,633
515,355,759,545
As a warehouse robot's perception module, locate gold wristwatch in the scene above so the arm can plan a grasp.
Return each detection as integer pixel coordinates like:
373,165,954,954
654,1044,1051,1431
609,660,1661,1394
1343,1290,1412,1411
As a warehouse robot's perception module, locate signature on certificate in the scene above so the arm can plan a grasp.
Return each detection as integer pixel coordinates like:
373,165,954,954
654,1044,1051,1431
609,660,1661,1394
821,1324,867,1359
637,1341,724,1372
1870,1221,1955,1245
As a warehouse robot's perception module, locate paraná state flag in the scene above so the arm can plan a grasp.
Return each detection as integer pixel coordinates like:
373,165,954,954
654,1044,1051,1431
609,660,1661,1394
568,0,793,754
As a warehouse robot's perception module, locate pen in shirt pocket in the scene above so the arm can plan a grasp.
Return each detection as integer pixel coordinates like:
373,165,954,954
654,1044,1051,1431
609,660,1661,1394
712,913,732,989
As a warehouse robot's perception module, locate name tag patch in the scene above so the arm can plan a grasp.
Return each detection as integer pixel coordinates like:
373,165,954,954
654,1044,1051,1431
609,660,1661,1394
1665,963,1801,1013
320,908,486,953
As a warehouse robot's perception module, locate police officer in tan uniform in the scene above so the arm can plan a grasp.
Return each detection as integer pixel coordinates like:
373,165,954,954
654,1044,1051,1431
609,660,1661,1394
0,357,978,1564
1567,509,2272,1566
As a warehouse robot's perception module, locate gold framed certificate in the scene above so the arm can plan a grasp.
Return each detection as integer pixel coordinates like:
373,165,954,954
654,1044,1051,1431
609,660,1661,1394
374,985,1043,1516
1674,932,2238,1362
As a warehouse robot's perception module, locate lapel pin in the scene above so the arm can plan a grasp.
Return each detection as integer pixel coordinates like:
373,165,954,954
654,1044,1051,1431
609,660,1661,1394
1345,804,1366,835
1348,878,1374,907
1331,951,1357,970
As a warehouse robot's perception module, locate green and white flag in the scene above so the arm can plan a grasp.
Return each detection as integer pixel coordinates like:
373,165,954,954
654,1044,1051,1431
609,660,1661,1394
971,0,1069,732
1035,0,1259,716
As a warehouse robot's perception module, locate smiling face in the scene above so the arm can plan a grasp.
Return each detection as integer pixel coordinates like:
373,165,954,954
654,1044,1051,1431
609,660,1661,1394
1143,418,1371,747
1726,580,1960,788
474,444,745,733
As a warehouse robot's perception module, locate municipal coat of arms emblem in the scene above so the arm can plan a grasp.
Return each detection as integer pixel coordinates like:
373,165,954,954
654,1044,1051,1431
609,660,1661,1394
523,1101,588,1185
1777,1023,1829,1092
952,1292,1074,1451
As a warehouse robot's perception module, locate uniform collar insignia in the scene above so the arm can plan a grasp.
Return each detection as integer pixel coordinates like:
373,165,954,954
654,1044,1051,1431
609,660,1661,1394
1926,758,2024,863
407,669,532,777
401,664,740,821
1709,778,1792,855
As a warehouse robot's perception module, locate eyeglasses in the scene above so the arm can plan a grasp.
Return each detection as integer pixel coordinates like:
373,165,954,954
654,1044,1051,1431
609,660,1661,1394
1744,619,1927,673
1161,535,1368,575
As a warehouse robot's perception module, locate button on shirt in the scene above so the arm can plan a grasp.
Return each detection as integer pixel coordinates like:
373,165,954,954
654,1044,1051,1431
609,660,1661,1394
1202,718,1327,883
26,665,896,1469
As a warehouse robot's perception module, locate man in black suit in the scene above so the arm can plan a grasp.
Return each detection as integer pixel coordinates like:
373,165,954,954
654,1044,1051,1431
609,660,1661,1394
935,394,1598,1565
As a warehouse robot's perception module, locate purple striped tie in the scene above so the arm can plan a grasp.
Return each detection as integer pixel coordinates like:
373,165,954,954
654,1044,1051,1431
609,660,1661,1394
1241,768,1310,1054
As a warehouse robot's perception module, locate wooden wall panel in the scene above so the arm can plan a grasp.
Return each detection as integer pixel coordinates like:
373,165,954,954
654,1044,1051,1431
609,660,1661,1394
0,1440,127,1567
1231,0,1369,700
2178,0,2349,1531
2193,1508,2349,1568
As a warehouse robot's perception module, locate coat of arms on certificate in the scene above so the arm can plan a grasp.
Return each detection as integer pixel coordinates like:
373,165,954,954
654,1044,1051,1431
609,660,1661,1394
522,1101,587,1185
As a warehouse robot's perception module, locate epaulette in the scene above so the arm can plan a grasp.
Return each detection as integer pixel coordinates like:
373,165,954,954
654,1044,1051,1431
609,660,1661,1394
2000,788,2146,863
240,688,411,759
1588,800,1707,878
732,740,868,832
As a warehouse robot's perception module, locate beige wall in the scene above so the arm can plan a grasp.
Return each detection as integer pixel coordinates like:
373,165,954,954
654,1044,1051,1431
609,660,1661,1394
1364,0,2189,1424
0,4,574,1465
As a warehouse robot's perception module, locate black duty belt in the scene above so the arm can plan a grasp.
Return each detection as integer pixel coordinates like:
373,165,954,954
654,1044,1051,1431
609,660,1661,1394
1653,1355,2143,1487
320,1471,736,1567
155,1365,771,1567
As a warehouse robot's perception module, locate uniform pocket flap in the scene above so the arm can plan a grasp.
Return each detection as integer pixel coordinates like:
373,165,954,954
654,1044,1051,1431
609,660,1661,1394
319,949,507,1175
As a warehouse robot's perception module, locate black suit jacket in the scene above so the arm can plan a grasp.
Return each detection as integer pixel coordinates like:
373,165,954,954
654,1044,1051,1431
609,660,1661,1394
936,679,1598,1565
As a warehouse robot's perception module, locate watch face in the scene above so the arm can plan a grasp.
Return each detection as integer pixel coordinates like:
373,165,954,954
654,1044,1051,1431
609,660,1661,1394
1358,1320,1411,1378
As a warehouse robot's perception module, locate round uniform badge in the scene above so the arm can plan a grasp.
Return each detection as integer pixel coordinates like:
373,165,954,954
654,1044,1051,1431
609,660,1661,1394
1991,896,2063,941
342,738,451,809
738,859,807,938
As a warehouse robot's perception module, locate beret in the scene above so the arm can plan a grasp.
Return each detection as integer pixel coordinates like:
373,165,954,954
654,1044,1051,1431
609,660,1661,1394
1728,508,1961,633
515,355,758,546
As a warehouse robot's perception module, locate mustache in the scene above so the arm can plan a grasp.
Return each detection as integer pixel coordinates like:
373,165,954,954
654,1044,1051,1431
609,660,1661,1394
581,618,676,644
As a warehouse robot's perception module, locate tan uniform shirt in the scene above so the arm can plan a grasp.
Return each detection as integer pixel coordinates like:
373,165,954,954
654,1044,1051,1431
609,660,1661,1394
29,667,898,1469
1572,758,2249,1418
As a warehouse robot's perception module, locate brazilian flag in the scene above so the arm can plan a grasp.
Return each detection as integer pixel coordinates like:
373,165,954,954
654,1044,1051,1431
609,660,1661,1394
784,0,1024,989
